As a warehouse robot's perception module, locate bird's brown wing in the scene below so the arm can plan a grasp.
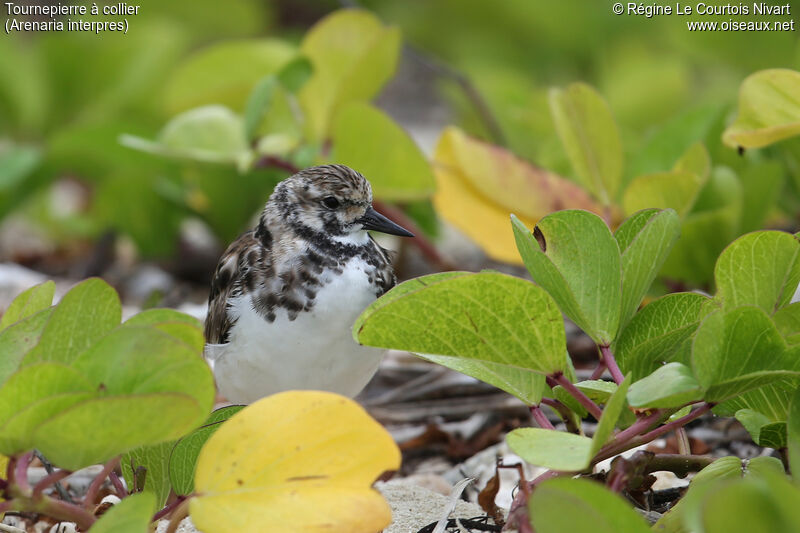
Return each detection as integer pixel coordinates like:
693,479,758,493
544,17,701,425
204,230,268,344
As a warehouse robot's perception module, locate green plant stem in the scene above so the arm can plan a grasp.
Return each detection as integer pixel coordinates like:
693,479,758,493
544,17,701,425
83,456,120,510
551,373,603,420
530,406,555,430
594,403,713,463
599,344,624,384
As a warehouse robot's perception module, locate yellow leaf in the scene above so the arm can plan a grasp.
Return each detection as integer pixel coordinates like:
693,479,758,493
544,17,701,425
433,127,611,264
723,69,800,149
190,391,400,533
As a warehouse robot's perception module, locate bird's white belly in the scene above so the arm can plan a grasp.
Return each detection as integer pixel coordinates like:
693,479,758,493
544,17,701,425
209,257,385,404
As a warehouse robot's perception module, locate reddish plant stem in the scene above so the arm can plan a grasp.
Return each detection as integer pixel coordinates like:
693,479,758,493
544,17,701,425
530,406,555,430
32,469,72,499
83,457,120,510
595,403,713,463
551,373,603,420
165,497,192,533
540,397,580,433
607,409,667,448
39,496,97,530
638,403,713,443
109,470,127,498
153,494,188,522
599,344,624,384
589,360,607,380
13,452,32,495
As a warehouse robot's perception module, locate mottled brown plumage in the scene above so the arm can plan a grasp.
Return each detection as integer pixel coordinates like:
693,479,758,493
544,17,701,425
203,164,412,403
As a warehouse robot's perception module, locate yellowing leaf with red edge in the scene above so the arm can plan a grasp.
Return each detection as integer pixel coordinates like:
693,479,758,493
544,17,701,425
433,127,612,264
190,391,400,533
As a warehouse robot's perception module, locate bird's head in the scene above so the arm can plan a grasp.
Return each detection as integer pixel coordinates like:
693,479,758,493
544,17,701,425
266,164,413,242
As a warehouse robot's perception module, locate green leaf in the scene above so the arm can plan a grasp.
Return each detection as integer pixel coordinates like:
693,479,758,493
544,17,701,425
736,409,787,449
355,272,568,375
627,363,703,409
243,75,278,143
164,39,297,114
0,308,53,386
299,9,401,140
420,354,547,405
35,394,204,472
0,315,213,469
22,279,121,367
121,441,174,509
169,405,245,495
332,102,435,201
622,170,704,218
714,231,800,315
148,105,250,166
692,307,800,403
723,69,800,149
528,478,650,533
0,281,54,331
739,161,783,233
673,142,712,182
700,474,800,533
507,428,593,471
772,302,800,344
277,56,313,93
659,168,743,285
0,362,94,455
549,83,624,205
89,492,156,533
0,145,41,192
591,375,631,455
512,211,621,344
615,209,680,329
788,387,800,486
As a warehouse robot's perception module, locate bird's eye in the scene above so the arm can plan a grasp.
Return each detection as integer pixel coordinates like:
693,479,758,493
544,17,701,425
321,196,340,209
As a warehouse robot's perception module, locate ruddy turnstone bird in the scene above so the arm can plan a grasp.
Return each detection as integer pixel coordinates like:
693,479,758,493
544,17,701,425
204,164,413,404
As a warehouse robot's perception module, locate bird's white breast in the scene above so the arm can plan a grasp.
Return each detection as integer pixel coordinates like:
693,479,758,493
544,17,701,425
208,255,385,404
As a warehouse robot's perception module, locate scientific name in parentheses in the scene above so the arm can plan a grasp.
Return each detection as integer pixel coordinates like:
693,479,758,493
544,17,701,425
4,2,139,32
627,2,791,17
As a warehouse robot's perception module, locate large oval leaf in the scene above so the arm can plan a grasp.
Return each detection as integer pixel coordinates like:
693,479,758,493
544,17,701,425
614,292,708,381
714,230,800,315
22,278,121,367
0,280,54,331
355,271,567,376
513,210,621,344
190,391,400,533
332,102,434,201
692,307,800,403
549,82,624,205
614,209,680,329
164,39,297,114
299,9,400,140
529,478,650,533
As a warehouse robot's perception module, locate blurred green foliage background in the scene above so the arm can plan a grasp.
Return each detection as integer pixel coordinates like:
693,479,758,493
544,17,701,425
1,0,800,289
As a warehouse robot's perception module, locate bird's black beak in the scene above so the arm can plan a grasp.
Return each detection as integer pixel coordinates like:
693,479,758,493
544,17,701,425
359,206,414,237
